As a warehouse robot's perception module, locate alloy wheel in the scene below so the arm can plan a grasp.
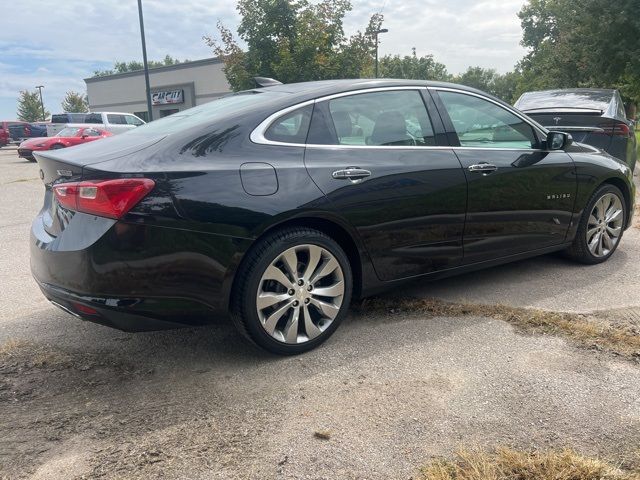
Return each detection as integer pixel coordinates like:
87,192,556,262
586,192,624,258
256,244,345,344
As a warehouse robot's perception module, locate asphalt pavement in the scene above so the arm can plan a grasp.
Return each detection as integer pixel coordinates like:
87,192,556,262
1,146,639,479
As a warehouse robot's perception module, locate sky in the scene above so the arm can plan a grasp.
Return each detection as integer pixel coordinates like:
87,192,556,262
0,0,528,120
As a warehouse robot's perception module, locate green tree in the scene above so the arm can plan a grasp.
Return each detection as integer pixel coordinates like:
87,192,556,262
517,0,640,103
93,55,186,77
378,48,450,81
204,0,382,91
448,67,523,103
17,90,49,122
61,91,89,113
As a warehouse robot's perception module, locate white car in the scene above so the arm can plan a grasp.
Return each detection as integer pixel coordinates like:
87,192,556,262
46,112,145,137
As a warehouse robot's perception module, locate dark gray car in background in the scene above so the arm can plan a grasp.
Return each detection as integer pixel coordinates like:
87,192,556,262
515,89,637,171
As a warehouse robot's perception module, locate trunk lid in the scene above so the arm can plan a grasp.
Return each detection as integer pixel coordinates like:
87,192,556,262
33,133,166,237
524,110,614,150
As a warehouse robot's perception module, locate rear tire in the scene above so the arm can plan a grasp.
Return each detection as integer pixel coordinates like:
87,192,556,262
565,184,626,264
231,227,352,355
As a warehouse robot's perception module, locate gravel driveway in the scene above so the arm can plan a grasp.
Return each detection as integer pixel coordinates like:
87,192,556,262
1,148,639,479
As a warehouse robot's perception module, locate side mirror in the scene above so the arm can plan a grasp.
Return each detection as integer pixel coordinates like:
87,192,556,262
547,131,572,150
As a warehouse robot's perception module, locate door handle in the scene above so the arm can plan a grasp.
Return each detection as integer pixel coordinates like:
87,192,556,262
468,163,498,174
332,168,372,180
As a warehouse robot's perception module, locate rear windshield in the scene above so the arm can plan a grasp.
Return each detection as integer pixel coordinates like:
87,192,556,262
126,91,287,135
516,90,612,112
51,113,87,123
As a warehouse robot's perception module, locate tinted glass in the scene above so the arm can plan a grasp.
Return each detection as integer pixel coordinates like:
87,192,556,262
439,91,537,149
264,105,312,144
83,128,101,137
128,91,286,135
327,90,435,146
84,113,102,124
107,114,127,124
516,90,612,112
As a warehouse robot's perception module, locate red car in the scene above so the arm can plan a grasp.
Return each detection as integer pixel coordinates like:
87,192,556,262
0,121,29,147
18,127,112,161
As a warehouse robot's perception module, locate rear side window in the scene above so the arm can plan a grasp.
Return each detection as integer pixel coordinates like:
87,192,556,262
264,105,312,144
107,114,127,125
324,90,435,146
85,113,102,124
438,91,537,149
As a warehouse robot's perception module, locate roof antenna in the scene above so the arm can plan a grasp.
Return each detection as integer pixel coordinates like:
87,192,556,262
253,77,282,87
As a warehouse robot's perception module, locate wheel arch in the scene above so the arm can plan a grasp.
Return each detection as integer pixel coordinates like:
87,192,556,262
225,214,367,313
600,177,633,228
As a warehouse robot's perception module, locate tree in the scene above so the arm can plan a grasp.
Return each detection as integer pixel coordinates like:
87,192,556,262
204,0,382,91
447,67,523,103
61,91,89,113
17,90,49,122
378,48,450,82
517,0,640,103
93,55,186,77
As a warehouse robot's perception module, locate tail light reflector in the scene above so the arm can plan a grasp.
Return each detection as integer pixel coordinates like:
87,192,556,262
53,178,155,219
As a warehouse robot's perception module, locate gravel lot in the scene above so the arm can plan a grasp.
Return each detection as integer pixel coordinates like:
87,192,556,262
1,146,639,479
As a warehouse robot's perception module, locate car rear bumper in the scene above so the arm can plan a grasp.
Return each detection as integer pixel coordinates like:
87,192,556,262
18,148,34,159
30,210,250,331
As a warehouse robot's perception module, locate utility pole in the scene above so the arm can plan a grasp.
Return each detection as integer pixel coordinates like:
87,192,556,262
374,28,388,78
137,0,153,121
35,85,45,120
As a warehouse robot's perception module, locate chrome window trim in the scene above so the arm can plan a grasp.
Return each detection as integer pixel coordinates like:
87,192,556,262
250,84,553,151
250,86,428,147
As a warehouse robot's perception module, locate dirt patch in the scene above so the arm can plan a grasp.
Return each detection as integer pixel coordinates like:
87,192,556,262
356,297,640,361
418,447,640,480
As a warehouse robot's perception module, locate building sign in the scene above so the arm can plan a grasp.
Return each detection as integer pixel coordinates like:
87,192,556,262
151,89,184,105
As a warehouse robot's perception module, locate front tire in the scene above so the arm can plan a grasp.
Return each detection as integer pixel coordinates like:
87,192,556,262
231,227,352,355
565,184,626,264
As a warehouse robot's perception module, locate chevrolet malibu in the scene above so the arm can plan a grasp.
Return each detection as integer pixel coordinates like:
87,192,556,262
31,79,635,354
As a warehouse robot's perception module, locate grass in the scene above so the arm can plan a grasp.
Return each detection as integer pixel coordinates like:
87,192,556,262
418,447,640,480
356,297,640,360
636,131,640,158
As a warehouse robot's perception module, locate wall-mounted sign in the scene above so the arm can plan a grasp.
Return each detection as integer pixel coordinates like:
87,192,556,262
151,89,184,105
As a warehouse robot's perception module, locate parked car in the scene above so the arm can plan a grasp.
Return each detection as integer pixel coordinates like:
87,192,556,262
7,122,48,143
0,121,29,146
46,112,145,137
514,89,637,171
30,79,635,354
18,126,112,161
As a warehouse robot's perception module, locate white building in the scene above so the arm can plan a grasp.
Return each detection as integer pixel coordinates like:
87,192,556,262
84,58,231,121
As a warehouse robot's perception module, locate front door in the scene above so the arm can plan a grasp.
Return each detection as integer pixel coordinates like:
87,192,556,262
304,88,467,282
432,89,577,264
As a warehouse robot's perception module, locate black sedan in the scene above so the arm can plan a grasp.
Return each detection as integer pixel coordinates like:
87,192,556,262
31,79,635,354
515,88,637,171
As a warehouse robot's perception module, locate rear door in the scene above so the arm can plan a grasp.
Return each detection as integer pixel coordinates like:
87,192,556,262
303,87,467,282
432,88,576,264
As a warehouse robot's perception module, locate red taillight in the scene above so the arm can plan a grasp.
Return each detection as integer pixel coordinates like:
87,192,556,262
53,178,155,219
597,123,631,137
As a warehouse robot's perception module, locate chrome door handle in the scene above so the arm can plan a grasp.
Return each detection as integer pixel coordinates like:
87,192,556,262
468,163,498,174
332,168,372,180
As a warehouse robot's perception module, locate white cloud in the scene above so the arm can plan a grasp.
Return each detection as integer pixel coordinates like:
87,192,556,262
0,0,527,118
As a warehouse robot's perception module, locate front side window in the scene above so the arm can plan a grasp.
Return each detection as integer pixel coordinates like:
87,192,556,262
438,91,537,149
264,105,312,144
326,90,435,146
84,113,102,124
125,115,144,126
56,127,81,137
107,114,127,125
83,128,101,137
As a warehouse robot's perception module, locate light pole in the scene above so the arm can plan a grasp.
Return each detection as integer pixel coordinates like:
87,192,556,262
374,28,388,78
35,85,45,120
137,0,153,121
